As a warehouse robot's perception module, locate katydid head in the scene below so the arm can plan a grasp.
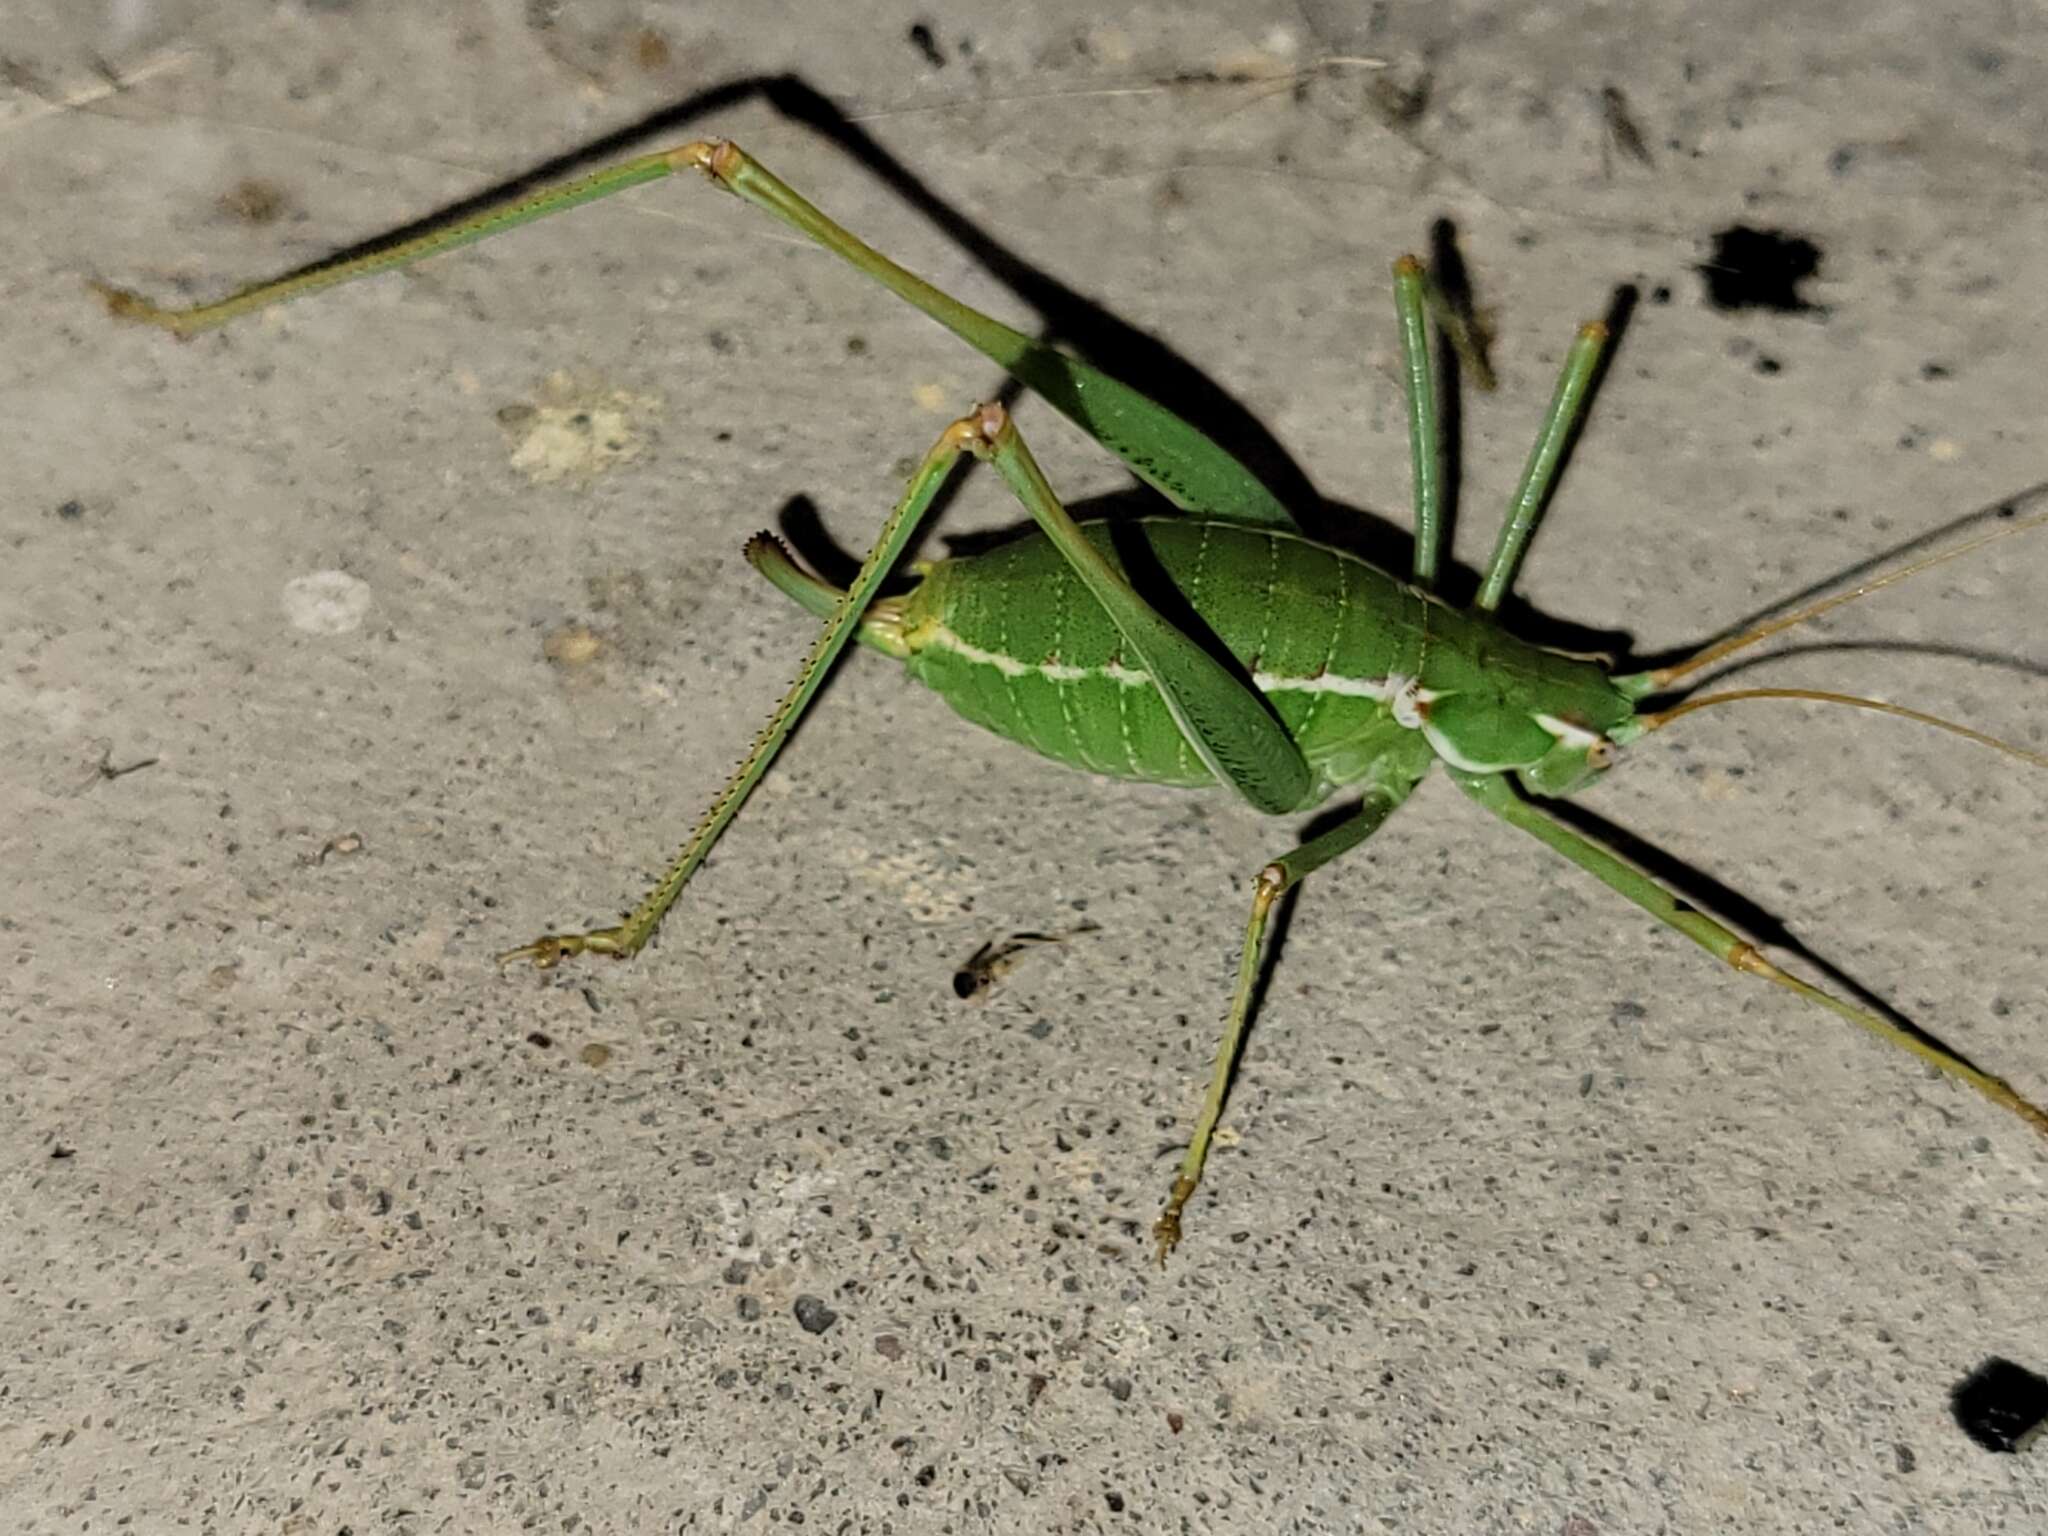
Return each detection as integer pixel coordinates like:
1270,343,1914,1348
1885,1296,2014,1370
1396,612,1640,798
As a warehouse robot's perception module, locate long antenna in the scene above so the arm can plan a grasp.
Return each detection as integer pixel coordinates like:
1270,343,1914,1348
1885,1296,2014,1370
1646,504,2048,690
1633,686,2048,768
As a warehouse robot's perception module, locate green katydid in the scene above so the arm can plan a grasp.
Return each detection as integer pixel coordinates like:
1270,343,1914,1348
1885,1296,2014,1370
98,138,2048,1263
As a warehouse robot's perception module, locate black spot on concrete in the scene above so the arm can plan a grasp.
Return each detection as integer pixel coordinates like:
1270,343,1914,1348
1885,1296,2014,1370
907,22,945,67
1952,1357,2048,1453
1697,226,1824,313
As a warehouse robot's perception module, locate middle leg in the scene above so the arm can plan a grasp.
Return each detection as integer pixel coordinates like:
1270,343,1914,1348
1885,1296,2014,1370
1155,774,1419,1262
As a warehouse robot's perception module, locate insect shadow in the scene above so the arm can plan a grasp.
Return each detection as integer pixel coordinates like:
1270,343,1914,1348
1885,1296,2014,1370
260,71,2039,1099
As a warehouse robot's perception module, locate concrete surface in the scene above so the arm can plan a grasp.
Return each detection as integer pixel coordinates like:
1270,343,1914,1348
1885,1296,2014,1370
6,2,2047,1531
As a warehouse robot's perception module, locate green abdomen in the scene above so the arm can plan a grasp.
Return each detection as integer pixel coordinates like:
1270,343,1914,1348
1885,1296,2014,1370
895,519,1429,789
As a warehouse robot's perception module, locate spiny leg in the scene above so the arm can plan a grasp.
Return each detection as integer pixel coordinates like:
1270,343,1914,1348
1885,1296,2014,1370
1474,318,1608,612
1155,779,1416,1264
97,139,1297,531
1448,768,2048,1137
92,151,676,335
498,409,983,967
502,392,1308,969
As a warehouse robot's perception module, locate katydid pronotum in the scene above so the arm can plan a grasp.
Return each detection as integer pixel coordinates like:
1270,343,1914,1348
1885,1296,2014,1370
99,138,2048,1262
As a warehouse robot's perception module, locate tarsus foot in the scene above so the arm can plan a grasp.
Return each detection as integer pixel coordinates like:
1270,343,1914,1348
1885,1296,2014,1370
90,280,189,334
496,926,636,969
1152,1175,1198,1267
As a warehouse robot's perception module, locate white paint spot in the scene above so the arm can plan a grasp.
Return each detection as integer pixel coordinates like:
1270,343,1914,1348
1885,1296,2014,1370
502,370,659,484
713,1167,840,1262
1260,26,1301,59
282,570,373,635
847,847,974,924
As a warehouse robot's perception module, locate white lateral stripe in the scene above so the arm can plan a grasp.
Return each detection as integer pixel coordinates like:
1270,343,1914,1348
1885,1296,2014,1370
1533,712,1604,751
919,626,1611,771
1255,670,1400,701
919,623,1410,700
921,625,1147,686
1426,712,1612,774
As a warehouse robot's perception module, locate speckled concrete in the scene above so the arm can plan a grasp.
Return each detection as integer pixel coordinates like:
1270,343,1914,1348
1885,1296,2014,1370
6,3,2047,1531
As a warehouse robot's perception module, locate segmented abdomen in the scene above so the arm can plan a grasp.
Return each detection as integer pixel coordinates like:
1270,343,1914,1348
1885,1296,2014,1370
895,519,1428,787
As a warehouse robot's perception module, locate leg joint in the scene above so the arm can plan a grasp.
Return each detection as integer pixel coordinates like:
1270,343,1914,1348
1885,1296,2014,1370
1727,942,1780,980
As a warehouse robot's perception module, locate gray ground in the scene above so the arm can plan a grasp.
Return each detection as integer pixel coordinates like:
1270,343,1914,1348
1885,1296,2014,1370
5,2,2047,1531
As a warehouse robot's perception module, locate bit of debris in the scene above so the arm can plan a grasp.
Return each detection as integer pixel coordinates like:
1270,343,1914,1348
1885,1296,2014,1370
218,179,292,225
952,923,1101,1000
1598,85,1654,168
95,745,159,782
306,831,365,866
906,22,945,68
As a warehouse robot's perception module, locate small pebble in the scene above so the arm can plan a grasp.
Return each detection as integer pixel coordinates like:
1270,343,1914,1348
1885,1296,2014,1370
792,1295,839,1335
